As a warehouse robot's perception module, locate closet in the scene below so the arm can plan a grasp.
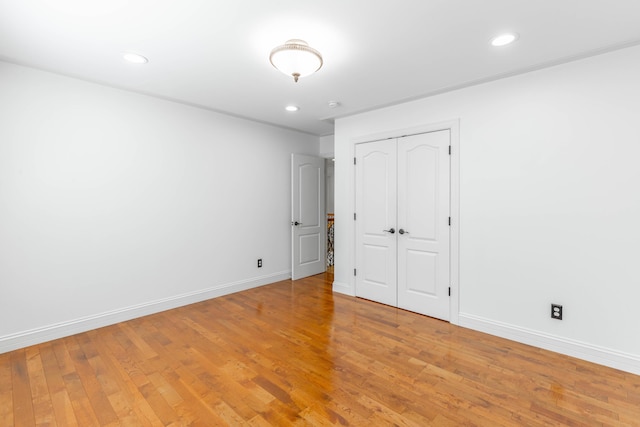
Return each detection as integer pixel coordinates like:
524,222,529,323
354,130,451,320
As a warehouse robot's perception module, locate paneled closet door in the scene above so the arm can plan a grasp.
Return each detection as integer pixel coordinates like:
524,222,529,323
355,139,397,306
355,130,451,321
397,131,451,320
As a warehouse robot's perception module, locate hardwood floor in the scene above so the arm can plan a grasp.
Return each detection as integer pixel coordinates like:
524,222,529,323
2,272,639,426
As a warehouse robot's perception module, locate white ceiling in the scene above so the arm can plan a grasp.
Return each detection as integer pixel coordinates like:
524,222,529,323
2,1,640,136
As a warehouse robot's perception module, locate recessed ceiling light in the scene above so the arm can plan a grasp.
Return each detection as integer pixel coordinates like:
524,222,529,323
328,101,341,108
122,52,148,64
490,33,519,47
285,105,299,112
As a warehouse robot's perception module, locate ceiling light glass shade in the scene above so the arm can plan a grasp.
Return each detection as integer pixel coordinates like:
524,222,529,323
270,39,323,82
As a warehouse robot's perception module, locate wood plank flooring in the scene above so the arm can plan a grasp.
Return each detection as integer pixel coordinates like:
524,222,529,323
1,272,639,426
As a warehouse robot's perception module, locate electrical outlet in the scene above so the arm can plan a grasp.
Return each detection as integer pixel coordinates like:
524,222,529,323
551,304,563,320
257,258,262,268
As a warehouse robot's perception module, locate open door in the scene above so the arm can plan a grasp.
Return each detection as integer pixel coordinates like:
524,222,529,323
291,154,326,280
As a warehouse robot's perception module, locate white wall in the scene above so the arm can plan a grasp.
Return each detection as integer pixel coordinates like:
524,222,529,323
325,159,335,214
319,134,335,158
0,61,318,351
334,45,640,374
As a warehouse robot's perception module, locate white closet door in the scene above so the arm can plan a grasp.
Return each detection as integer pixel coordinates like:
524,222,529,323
397,131,451,320
355,140,397,306
355,130,451,320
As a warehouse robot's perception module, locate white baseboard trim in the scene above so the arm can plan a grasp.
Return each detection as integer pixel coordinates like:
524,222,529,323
0,271,291,355
459,313,640,376
332,280,354,296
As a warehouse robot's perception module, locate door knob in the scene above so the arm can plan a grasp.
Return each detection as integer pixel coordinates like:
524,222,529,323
383,228,395,234
398,229,409,235
292,221,303,226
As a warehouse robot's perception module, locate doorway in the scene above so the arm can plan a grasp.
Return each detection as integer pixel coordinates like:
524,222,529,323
326,158,335,274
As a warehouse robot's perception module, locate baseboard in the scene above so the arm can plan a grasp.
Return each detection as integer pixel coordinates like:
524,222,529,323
332,280,354,296
459,313,640,376
0,271,291,354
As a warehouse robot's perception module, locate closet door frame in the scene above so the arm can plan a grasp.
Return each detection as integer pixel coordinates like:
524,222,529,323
351,120,460,325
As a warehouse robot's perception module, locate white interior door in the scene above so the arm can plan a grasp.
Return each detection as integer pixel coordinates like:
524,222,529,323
291,154,325,280
355,140,397,306
355,130,451,320
397,131,450,320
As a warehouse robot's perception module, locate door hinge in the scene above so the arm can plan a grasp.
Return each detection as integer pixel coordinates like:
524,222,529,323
354,213,356,220
354,268,357,276
448,287,451,296
354,157,356,165
448,217,451,226
449,145,451,155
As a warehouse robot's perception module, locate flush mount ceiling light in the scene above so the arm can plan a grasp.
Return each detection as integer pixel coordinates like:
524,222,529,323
490,33,519,47
285,105,299,112
270,39,323,83
122,52,148,64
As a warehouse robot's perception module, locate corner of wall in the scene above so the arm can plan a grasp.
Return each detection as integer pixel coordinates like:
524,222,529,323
332,281,354,296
